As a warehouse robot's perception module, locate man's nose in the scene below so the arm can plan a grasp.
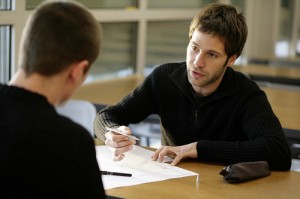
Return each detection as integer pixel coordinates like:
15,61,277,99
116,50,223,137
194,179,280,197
194,51,205,68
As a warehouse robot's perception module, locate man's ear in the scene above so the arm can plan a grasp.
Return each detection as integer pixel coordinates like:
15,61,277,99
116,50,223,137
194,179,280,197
69,60,89,82
227,55,237,67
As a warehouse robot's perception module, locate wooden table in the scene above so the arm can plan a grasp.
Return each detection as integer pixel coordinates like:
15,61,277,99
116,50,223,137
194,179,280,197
261,87,300,130
233,64,300,85
233,64,300,80
72,75,144,105
248,56,300,67
105,159,300,199
93,138,300,199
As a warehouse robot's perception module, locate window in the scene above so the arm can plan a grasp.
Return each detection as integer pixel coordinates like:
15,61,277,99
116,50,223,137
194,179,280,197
0,26,12,83
87,22,137,82
145,21,190,74
0,0,12,83
26,0,138,10
275,0,300,58
297,30,300,56
275,0,293,57
148,0,216,9
0,0,12,10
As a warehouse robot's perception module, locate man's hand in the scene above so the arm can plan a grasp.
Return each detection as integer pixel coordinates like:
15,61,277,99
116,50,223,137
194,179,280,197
105,126,136,161
151,142,198,166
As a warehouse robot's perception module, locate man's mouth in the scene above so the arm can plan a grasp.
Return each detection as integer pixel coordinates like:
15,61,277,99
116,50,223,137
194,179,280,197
190,69,205,78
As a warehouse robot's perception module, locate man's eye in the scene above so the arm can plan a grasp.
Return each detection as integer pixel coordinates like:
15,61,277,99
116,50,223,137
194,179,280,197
191,45,198,51
208,52,217,58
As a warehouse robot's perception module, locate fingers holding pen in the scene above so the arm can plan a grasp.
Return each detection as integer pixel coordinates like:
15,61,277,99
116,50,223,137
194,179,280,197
105,132,136,147
105,136,134,161
104,125,136,161
105,126,136,147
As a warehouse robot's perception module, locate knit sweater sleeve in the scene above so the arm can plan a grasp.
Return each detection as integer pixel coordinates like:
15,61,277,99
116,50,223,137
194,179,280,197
93,72,159,141
196,88,291,171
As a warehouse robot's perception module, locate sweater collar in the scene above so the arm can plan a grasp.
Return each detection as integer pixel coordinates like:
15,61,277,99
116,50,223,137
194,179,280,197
0,83,50,105
169,63,239,101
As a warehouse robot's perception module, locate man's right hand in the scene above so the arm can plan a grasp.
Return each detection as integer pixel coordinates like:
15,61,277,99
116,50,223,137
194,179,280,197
104,126,136,161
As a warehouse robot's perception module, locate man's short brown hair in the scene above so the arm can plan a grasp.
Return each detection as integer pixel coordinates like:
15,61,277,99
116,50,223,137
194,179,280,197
189,3,247,58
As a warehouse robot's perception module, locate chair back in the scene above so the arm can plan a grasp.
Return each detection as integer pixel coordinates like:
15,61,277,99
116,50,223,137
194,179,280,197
56,100,96,137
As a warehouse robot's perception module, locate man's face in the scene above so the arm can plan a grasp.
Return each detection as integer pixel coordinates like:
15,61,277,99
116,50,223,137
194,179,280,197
186,30,235,96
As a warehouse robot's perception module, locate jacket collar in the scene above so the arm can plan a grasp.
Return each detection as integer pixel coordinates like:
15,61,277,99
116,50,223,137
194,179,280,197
169,62,239,102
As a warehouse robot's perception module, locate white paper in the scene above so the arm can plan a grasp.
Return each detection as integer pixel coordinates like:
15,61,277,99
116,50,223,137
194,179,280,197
96,145,198,190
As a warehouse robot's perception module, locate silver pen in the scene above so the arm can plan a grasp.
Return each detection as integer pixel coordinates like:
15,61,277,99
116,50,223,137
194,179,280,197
105,127,139,140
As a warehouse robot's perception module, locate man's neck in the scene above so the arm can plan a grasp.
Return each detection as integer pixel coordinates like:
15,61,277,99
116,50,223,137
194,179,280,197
9,69,63,105
192,78,222,97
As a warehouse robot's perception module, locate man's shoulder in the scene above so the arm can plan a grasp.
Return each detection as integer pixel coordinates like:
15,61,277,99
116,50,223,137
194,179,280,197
229,67,261,91
148,61,186,81
18,110,93,146
55,115,93,141
220,67,264,100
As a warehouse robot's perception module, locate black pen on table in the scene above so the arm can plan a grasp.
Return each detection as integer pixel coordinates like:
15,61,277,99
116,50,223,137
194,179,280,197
101,170,132,177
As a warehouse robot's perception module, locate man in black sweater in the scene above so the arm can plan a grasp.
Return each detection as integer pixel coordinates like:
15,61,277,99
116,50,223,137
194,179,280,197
0,0,106,198
94,3,291,171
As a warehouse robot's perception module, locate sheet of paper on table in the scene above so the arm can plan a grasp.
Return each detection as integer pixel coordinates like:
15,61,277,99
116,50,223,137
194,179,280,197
96,145,198,190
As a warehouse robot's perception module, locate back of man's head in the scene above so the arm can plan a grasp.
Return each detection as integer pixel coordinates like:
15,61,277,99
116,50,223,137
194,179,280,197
19,0,101,77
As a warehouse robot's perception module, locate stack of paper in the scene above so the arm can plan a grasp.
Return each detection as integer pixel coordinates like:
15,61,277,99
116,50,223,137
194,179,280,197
96,145,198,190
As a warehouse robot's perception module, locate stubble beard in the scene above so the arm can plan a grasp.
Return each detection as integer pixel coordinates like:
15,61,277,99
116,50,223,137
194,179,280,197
187,60,228,91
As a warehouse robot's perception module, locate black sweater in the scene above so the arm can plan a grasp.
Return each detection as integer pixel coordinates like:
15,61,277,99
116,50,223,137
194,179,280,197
0,84,106,198
94,62,291,171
